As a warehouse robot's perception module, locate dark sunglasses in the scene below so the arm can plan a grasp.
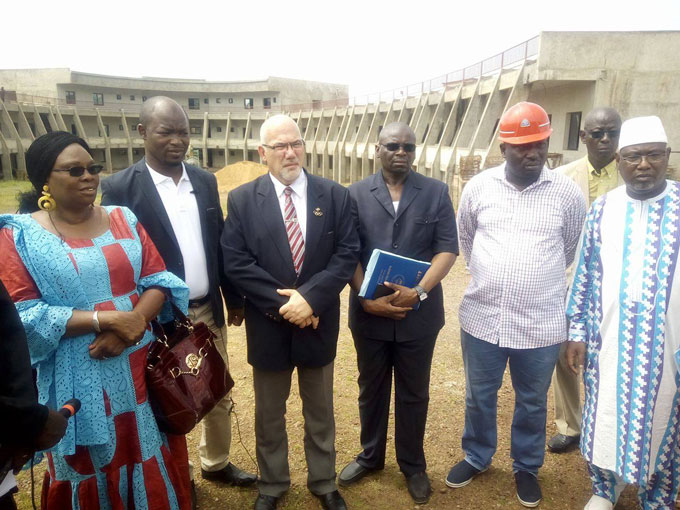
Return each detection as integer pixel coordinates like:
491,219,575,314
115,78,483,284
587,130,620,140
52,164,105,177
381,143,416,153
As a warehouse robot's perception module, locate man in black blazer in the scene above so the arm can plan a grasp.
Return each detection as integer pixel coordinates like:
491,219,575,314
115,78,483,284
221,115,359,510
100,97,256,492
338,122,458,505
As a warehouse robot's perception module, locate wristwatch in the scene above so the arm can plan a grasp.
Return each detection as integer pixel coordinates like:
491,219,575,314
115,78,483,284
414,285,428,302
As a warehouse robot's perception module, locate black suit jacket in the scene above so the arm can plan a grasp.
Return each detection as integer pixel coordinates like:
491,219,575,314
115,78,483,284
100,159,242,327
348,170,459,341
221,171,359,371
0,279,48,448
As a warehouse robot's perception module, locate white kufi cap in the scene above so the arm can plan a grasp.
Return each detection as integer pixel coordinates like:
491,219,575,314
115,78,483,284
618,116,667,151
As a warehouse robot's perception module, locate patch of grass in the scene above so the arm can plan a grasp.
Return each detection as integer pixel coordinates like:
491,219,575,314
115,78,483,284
0,179,31,213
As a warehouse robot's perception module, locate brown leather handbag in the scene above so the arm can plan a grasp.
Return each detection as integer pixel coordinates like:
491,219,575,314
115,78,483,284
146,302,234,435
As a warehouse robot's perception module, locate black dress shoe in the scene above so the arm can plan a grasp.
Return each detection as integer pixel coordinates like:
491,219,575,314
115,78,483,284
202,462,257,486
338,460,379,486
316,490,347,510
406,472,432,504
253,494,278,510
547,433,580,453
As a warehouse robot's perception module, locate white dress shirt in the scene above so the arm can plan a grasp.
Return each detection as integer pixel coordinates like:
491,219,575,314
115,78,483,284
269,171,308,240
457,164,587,349
147,163,210,300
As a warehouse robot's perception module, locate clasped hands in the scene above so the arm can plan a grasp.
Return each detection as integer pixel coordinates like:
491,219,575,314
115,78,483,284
89,310,148,360
360,281,418,320
277,288,319,329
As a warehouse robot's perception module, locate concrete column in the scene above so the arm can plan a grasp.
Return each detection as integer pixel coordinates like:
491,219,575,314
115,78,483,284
71,109,88,142
15,104,35,140
480,64,529,170
396,97,409,123
243,112,251,161
338,106,355,184
95,109,112,173
419,91,447,177
321,107,338,179
32,105,47,136
365,102,385,177
202,112,209,168
0,131,13,180
224,113,232,165
469,73,503,154
433,85,462,179
120,110,134,166
350,105,369,183
53,106,68,131
311,109,326,175
47,107,60,133
0,101,26,179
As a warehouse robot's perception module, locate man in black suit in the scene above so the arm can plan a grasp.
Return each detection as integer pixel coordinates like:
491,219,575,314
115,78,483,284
221,114,359,510
100,97,256,493
338,122,458,504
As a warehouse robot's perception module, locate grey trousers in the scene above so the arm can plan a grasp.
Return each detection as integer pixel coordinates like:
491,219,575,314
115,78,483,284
253,362,338,497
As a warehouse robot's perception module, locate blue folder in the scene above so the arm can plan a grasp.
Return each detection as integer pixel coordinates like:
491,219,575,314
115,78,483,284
358,249,431,307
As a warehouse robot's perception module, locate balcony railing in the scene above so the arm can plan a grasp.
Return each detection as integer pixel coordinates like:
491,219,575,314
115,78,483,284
1,35,539,114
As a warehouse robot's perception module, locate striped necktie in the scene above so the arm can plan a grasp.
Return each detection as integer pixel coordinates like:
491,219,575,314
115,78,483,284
284,186,305,274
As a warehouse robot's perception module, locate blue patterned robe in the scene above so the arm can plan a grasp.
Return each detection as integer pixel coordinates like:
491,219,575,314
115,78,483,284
567,181,680,488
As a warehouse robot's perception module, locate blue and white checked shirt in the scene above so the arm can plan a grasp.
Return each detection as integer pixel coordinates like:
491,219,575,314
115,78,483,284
457,164,587,349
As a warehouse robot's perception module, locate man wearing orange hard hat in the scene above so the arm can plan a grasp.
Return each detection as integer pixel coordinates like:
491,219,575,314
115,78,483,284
446,102,587,508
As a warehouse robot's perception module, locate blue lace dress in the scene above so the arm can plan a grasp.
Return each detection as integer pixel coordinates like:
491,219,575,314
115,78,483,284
0,206,191,510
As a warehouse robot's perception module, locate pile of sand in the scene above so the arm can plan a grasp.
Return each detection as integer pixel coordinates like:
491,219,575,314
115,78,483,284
215,161,268,201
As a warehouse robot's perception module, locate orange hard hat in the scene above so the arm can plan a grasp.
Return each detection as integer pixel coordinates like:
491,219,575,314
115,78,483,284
498,102,552,145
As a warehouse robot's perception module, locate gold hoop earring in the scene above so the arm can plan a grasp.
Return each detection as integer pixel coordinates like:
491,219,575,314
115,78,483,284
37,185,56,211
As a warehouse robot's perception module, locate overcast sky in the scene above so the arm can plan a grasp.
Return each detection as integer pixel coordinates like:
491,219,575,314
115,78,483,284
3,0,679,99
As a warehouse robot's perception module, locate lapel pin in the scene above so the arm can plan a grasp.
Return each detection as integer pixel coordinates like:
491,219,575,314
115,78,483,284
313,207,323,217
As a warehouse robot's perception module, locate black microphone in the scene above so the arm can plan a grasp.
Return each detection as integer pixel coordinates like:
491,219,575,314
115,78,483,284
58,398,81,419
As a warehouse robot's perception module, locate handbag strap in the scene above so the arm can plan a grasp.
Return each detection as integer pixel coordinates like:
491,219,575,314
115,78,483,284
149,301,194,347
169,301,192,328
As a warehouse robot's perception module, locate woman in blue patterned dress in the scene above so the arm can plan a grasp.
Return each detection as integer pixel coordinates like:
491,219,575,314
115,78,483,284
0,132,192,510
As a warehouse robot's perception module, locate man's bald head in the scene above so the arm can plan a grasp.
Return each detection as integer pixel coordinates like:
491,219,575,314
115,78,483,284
377,122,416,175
580,107,622,169
583,107,621,132
139,96,188,128
138,96,190,172
379,122,415,145
260,114,301,145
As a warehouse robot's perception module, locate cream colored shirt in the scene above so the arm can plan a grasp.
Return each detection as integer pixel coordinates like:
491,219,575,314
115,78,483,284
587,158,619,203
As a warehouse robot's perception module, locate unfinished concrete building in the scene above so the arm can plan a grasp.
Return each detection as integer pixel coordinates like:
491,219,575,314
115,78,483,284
1,31,678,204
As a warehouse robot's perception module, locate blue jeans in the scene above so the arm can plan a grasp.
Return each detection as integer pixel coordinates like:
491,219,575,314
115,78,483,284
460,329,561,474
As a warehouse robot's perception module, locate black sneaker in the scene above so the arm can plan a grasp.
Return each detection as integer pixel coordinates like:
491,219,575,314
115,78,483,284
515,471,542,508
445,460,487,488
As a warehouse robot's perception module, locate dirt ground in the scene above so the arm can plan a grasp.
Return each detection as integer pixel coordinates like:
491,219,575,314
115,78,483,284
181,263,658,510
13,263,663,510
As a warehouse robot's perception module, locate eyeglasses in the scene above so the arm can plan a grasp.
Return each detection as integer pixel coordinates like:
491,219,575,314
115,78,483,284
380,143,416,153
620,152,667,165
262,140,305,152
52,164,105,177
587,130,620,140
